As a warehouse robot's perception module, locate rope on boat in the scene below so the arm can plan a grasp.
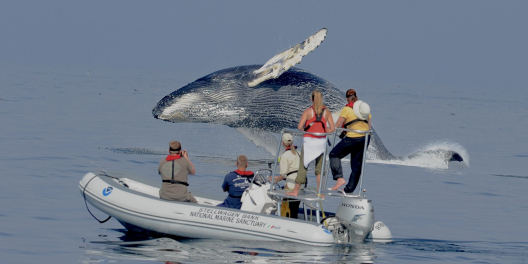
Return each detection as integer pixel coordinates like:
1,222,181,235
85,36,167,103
318,195,328,227
82,171,126,224
320,216,335,224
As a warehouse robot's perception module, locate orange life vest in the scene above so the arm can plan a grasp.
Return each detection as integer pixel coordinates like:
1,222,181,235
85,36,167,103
304,107,327,138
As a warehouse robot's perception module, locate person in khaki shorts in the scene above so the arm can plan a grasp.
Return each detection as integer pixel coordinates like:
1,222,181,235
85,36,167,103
158,141,197,203
286,91,335,197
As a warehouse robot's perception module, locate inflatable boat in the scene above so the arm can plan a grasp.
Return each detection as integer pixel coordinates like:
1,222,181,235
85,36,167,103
79,128,393,245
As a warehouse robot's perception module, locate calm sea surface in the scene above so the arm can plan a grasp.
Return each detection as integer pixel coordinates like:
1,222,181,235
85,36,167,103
1,65,527,263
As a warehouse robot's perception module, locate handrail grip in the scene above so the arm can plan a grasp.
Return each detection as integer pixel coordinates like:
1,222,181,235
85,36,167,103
333,127,372,134
279,128,335,137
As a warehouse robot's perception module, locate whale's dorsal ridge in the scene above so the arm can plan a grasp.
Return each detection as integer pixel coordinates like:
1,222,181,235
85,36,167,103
248,28,328,87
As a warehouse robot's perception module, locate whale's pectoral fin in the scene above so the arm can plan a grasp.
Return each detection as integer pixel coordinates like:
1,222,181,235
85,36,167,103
235,127,279,155
248,28,328,87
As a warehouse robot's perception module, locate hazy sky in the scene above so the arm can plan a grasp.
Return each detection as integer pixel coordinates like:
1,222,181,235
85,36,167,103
1,1,527,90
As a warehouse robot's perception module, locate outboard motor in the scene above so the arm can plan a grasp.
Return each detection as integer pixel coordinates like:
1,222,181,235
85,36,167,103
334,194,374,243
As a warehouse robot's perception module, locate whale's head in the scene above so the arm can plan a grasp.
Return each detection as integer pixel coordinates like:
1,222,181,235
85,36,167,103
152,66,258,126
153,65,347,131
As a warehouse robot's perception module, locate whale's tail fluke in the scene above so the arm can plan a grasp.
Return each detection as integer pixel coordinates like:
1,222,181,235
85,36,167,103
248,28,328,87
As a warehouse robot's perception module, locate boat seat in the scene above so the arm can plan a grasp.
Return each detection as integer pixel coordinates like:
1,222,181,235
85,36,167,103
240,183,275,214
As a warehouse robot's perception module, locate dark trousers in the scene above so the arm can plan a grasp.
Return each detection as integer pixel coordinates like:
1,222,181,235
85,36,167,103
329,136,370,193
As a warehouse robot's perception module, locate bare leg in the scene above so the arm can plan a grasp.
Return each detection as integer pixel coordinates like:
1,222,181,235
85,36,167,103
331,178,346,190
285,183,301,196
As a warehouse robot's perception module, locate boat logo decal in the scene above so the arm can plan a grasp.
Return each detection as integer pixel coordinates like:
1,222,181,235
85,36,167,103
374,222,386,230
351,214,365,222
102,186,113,196
321,226,332,234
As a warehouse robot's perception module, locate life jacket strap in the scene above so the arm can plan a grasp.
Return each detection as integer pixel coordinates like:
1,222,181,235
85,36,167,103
304,109,326,131
168,160,190,186
286,170,298,176
343,118,368,129
162,180,189,186
229,194,243,199
339,119,369,138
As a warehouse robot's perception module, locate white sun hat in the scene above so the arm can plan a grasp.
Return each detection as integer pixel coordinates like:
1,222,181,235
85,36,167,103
282,133,293,144
353,100,370,120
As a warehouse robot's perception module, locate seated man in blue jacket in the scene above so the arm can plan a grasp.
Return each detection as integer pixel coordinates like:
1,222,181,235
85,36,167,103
217,155,254,209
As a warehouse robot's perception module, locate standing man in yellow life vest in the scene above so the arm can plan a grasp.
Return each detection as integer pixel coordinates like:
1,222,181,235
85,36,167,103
330,89,371,193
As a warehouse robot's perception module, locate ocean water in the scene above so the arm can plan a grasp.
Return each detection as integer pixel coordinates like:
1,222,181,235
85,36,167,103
1,65,527,263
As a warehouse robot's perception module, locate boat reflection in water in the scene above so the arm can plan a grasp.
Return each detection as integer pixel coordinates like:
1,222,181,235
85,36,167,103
82,230,377,264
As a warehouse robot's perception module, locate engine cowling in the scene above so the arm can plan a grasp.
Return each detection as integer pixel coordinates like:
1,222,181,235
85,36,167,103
335,196,375,242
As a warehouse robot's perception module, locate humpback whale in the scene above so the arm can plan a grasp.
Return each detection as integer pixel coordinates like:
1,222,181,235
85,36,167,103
152,29,464,164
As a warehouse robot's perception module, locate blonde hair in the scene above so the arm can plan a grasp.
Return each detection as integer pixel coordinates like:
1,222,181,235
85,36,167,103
311,90,325,115
284,141,297,156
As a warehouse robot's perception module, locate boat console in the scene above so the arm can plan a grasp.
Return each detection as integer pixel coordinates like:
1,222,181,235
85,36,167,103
239,127,393,243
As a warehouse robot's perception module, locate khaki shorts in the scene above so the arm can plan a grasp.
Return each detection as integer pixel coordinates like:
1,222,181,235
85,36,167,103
295,147,323,185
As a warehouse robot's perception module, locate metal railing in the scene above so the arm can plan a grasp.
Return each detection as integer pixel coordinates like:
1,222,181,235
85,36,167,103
267,127,372,222
325,127,372,197
269,128,335,198
268,129,335,223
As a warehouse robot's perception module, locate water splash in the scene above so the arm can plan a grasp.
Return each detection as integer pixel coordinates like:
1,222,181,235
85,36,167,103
104,147,166,155
367,140,470,170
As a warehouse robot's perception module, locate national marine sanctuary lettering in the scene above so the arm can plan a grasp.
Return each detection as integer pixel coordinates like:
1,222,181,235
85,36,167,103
189,208,274,228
